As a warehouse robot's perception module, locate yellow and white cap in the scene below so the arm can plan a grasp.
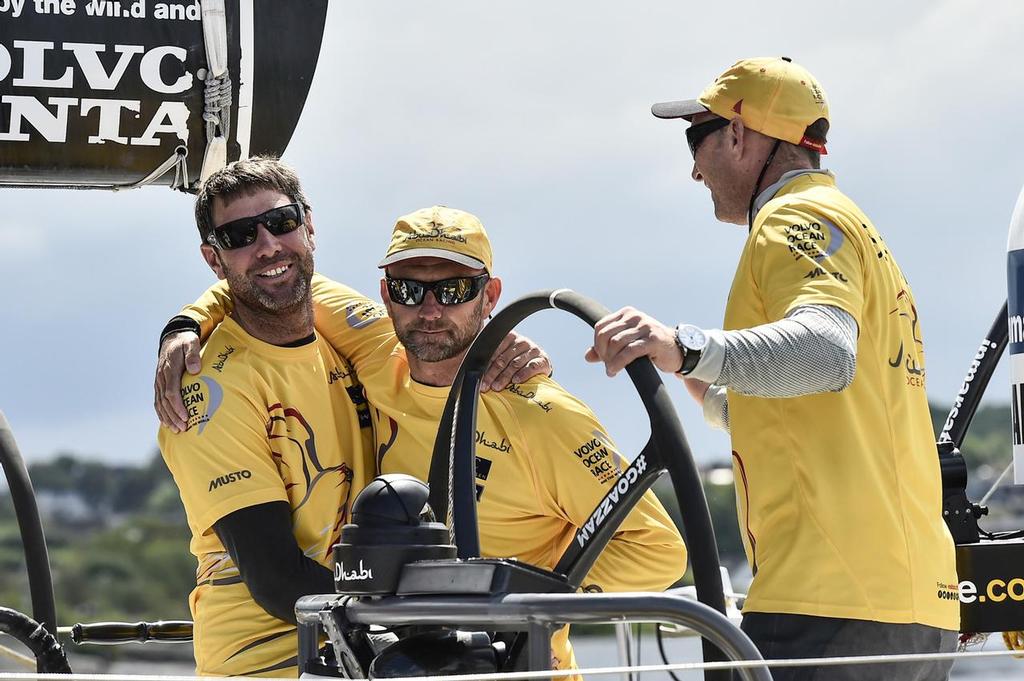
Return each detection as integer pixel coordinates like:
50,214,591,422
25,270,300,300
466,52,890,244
652,56,830,153
378,205,493,272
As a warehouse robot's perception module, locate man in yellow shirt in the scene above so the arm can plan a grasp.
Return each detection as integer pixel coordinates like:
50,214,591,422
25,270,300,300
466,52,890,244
586,58,959,680
158,206,686,673
157,157,376,676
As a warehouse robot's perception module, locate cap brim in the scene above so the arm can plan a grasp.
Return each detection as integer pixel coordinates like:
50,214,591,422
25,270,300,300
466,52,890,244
651,99,708,120
378,248,487,271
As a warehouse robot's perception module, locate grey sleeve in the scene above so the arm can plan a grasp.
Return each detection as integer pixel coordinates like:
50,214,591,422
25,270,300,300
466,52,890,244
702,384,730,433
692,305,858,420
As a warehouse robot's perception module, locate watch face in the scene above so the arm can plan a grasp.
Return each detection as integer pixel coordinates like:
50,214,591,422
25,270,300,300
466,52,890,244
679,325,706,350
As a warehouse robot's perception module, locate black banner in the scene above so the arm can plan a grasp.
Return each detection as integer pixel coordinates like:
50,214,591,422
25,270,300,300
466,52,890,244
0,0,327,189
957,539,1024,632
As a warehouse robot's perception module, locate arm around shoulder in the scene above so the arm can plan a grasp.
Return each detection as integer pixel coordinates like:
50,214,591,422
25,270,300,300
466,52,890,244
178,278,234,342
309,274,397,369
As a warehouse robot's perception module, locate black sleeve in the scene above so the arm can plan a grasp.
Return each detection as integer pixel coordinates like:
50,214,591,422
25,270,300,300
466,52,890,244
213,501,335,624
158,315,201,351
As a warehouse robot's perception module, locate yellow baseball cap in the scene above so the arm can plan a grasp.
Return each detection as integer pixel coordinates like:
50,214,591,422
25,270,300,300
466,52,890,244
652,57,829,153
378,205,493,272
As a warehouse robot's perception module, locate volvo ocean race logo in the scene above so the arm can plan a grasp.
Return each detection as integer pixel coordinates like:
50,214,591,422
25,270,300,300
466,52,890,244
182,375,223,434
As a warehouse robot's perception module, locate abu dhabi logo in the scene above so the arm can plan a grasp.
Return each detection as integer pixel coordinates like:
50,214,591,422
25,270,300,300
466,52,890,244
211,345,234,373
887,289,925,386
335,559,373,582
404,220,468,244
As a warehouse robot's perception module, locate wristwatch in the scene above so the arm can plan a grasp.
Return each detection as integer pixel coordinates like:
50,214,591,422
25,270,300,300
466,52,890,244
674,323,707,375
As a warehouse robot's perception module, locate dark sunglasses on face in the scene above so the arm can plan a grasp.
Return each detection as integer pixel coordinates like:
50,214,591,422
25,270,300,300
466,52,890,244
685,117,730,158
385,274,489,306
206,203,305,250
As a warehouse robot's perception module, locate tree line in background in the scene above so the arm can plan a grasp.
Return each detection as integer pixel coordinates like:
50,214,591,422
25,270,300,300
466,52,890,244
0,403,1020,630
0,454,194,626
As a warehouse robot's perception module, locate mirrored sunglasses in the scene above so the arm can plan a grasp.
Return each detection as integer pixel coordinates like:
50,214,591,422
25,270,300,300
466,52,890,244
385,274,489,306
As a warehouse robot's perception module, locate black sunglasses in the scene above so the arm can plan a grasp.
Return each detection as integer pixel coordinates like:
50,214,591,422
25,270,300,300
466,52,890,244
685,117,730,158
207,203,305,250
385,274,489,306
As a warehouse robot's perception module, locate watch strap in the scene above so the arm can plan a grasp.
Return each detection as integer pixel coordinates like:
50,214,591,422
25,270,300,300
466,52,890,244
674,324,703,375
679,343,702,375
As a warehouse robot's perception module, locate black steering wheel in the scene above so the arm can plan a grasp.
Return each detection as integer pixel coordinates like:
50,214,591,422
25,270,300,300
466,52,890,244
428,289,734,681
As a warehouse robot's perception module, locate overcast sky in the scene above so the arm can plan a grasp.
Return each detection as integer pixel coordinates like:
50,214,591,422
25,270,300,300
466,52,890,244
2,0,1022,470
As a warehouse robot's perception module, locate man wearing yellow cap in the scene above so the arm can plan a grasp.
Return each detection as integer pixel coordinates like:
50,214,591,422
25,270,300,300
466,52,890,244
159,205,687,676
586,57,959,679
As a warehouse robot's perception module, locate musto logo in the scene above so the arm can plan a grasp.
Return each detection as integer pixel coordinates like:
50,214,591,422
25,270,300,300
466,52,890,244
958,577,1024,604
208,469,251,492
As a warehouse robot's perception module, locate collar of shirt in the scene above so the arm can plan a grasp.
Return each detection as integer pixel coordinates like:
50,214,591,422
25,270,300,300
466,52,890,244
751,168,834,222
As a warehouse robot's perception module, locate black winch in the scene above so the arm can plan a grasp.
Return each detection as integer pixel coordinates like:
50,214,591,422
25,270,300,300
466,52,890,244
333,474,456,596
324,474,518,679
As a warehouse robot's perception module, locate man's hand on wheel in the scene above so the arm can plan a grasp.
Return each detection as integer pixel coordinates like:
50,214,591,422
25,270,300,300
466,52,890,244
585,307,683,376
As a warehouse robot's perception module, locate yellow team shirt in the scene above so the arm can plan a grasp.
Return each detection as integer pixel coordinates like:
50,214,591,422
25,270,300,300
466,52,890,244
724,172,958,630
354,347,688,669
185,275,687,671
158,317,374,677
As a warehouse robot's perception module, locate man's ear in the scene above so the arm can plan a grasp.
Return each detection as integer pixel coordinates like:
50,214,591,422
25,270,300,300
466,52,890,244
379,277,395,317
201,244,227,279
482,276,502,316
728,117,747,158
305,210,316,252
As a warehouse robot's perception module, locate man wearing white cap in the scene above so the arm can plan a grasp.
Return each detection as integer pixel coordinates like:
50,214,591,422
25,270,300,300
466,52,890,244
160,205,686,676
586,57,959,679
